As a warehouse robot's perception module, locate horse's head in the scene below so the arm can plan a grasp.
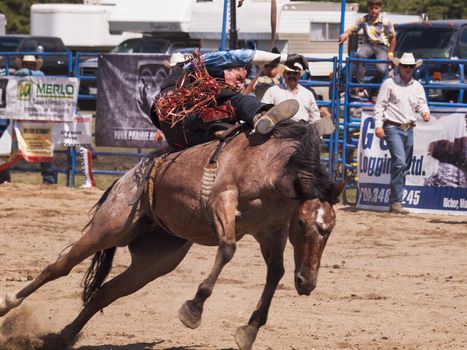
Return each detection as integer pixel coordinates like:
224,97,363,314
288,198,337,296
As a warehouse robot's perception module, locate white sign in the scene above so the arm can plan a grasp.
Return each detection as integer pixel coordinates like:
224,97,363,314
0,76,79,121
0,121,12,156
52,114,93,146
356,108,467,215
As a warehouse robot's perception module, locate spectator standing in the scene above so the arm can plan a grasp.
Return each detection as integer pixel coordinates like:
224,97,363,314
374,52,430,214
339,0,395,96
261,60,321,124
15,55,57,185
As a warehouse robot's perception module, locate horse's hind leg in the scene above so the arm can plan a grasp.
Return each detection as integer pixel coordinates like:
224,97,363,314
235,228,287,350
0,173,143,318
0,226,110,317
178,191,238,329
59,225,192,344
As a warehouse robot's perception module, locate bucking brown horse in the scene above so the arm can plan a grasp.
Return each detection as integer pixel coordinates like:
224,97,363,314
0,120,344,350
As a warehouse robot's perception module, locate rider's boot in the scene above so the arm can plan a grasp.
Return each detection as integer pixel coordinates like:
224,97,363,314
253,99,299,135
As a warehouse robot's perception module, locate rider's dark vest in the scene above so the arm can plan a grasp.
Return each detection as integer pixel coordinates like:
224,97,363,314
151,65,238,149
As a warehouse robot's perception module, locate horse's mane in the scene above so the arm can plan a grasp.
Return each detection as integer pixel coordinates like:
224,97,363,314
273,120,340,204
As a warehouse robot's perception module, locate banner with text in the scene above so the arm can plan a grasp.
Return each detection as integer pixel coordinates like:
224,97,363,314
14,122,54,162
0,115,92,167
52,114,93,146
0,76,79,121
95,53,170,148
356,108,467,215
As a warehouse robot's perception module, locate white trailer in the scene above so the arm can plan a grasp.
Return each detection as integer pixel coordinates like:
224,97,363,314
107,0,420,78
30,3,141,51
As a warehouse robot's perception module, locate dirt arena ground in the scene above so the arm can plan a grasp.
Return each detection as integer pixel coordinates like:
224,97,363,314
0,183,466,350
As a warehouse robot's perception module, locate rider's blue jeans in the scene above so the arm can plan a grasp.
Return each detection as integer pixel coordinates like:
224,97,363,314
384,125,414,205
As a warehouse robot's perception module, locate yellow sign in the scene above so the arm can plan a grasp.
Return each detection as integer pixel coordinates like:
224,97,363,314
14,122,54,162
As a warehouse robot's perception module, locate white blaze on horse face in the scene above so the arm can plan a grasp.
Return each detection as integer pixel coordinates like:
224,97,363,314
316,207,328,230
315,203,335,231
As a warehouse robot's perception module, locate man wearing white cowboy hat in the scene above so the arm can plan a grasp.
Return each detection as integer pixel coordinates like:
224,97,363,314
14,55,45,77
374,52,430,214
261,59,321,125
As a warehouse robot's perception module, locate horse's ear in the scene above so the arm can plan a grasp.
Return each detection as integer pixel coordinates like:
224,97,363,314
332,181,347,198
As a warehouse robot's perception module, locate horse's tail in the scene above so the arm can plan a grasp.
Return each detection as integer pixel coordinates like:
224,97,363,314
82,247,117,306
82,179,118,232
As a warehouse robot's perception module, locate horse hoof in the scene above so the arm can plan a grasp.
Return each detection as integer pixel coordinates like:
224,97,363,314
42,332,74,349
0,293,23,317
235,325,256,350
178,300,202,329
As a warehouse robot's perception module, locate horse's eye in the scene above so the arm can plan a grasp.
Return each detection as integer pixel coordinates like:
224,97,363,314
315,224,326,237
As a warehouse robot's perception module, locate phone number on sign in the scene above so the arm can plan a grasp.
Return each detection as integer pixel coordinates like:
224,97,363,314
360,187,421,205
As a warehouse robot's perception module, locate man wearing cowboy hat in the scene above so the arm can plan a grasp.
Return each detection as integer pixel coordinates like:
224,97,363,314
261,59,321,125
374,52,431,214
14,55,45,77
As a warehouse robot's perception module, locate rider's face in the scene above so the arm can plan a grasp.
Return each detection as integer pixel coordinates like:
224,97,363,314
223,67,247,92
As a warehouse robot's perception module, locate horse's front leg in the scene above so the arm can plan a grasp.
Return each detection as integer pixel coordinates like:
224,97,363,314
178,190,238,329
235,227,288,350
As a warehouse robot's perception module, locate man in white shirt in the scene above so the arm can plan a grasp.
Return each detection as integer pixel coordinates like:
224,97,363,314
374,52,431,214
261,61,321,124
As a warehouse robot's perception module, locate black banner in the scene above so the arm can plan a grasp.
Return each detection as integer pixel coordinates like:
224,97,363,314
95,54,170,147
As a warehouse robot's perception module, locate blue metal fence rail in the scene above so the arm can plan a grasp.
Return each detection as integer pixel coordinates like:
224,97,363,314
75,51,99,102
1,51,76,185
0,51,73,76
3,50,467,189
70,53,342,186
299,56,339,175
339,55,467,202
